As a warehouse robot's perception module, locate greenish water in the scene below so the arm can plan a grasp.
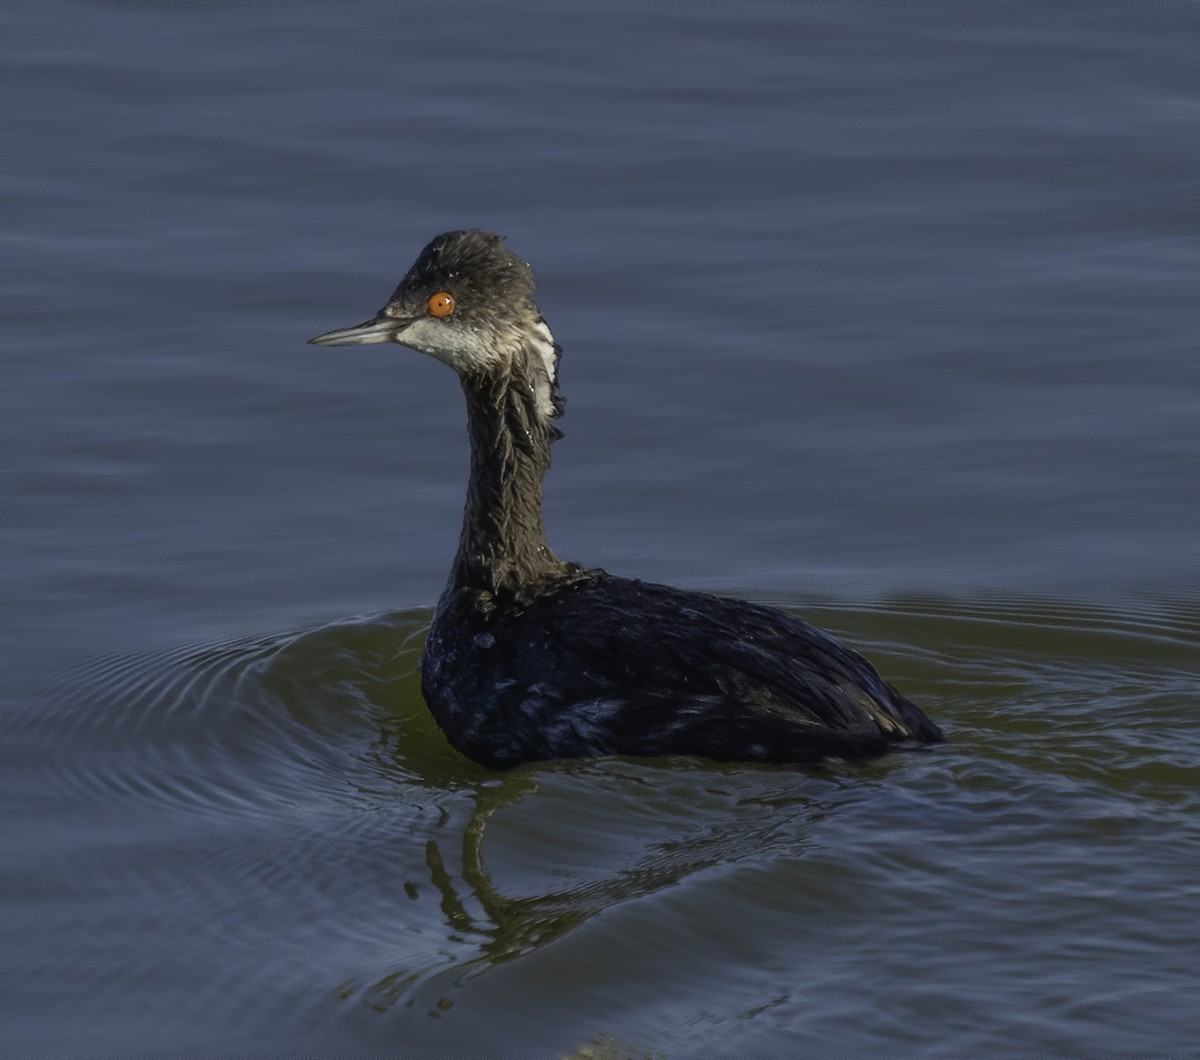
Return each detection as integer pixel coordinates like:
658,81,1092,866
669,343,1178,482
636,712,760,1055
11,597,1198,1054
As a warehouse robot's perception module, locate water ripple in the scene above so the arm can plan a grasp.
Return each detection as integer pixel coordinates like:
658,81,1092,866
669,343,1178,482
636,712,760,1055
8,595,1198,1055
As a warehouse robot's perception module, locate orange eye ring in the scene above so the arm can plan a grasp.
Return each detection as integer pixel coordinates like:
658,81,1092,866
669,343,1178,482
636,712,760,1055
427,291,455,318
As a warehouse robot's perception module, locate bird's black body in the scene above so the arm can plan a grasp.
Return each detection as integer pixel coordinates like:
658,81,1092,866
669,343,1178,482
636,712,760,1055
311,229,944,769
425,571,941,770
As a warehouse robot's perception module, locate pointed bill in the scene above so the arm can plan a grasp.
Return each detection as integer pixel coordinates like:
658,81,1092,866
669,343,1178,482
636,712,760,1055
308,315,407,346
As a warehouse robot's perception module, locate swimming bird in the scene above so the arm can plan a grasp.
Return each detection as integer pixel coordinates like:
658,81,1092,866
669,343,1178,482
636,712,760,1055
310,230,943,769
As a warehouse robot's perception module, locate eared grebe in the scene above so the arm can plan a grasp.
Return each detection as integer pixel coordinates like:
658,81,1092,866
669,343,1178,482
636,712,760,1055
310,230,943,769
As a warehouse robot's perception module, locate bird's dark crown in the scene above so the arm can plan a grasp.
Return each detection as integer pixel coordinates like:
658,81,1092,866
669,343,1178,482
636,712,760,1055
389,229,536,315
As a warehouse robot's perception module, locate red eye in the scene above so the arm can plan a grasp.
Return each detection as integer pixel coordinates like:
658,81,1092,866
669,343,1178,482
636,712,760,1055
427,292,455,318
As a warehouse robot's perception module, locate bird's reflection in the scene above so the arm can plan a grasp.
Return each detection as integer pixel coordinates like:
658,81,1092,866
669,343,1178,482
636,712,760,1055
333,617,885,1019
423,772,583,956
353,760,841,1017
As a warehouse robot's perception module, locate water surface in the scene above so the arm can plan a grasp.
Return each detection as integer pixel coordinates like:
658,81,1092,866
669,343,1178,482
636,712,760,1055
5,1,1197,1054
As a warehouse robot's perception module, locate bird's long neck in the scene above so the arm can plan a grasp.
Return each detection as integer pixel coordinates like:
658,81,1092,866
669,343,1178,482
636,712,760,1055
450,348,566,600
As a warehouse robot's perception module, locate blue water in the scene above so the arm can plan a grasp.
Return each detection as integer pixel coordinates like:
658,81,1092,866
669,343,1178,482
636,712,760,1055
5,1,1198,1055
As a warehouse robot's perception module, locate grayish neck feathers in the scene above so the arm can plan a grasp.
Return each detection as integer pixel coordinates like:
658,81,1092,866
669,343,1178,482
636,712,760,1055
453,327,569,599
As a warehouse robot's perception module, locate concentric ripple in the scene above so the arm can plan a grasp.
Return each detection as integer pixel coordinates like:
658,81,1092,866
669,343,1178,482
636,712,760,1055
7,595,1199,1055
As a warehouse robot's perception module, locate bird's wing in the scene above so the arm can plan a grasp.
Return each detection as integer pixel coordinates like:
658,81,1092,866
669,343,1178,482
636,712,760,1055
485,574,934,760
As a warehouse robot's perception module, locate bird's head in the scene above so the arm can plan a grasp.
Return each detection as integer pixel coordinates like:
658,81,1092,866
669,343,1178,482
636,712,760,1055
309,230,562,419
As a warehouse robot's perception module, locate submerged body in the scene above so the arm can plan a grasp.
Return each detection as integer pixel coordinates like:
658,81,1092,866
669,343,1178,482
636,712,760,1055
311,230,943,768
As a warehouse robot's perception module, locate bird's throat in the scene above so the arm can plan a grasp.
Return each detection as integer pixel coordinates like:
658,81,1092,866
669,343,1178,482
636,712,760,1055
450,359,565,598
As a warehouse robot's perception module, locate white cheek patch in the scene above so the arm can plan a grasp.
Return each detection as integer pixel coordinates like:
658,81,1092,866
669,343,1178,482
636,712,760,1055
398,316,500,374
397,313,560,422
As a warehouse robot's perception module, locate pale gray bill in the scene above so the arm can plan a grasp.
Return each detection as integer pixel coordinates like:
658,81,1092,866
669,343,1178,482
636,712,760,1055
308,316,405,346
